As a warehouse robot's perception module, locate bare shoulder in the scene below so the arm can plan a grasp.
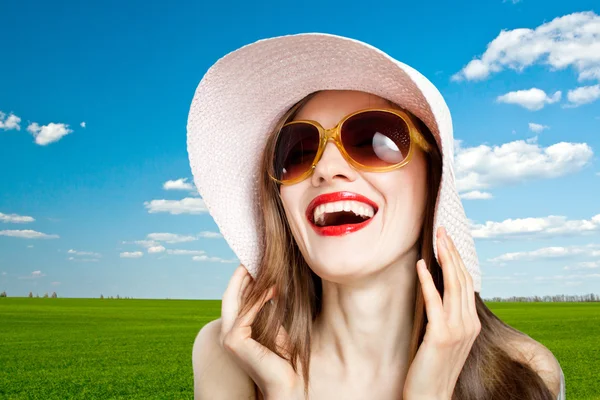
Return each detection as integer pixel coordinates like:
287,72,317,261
509,335,562,398
192,317,257,400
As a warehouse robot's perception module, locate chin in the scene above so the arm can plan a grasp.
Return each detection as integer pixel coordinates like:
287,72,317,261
307,255,382,282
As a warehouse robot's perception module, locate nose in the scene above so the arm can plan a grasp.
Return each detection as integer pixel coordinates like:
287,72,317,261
310,141,358,186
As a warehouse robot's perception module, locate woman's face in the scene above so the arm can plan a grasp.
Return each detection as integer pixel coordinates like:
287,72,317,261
279,90,429,283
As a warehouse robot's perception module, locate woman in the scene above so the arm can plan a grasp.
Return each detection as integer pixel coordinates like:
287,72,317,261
188,33,565,399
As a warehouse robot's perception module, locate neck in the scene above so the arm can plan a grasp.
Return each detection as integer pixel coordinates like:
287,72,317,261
311,248,419,382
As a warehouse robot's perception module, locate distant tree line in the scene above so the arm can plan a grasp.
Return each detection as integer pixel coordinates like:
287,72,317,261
2,292,597,302
0,292,135,299
483,293,599,302
13,292,59,298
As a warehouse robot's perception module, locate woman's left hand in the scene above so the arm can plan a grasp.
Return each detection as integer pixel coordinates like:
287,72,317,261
403,226,482,400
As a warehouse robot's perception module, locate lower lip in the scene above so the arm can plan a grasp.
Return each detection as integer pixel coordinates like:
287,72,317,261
309,215,375,236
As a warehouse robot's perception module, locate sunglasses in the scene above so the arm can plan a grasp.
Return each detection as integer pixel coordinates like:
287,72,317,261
269,107,432,185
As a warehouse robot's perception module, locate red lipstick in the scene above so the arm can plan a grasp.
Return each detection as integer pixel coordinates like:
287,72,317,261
305,191,379,237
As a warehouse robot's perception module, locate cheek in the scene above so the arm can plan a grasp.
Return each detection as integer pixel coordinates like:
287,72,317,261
376,165,428,228
279,186,306,235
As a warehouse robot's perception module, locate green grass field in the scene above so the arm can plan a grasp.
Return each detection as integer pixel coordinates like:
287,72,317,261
0,298,598,399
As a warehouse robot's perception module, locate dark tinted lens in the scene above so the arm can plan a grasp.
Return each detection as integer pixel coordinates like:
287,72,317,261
341,111,411,167
273,123,320,181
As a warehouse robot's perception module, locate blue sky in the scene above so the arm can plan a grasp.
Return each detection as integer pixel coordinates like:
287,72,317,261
1,0,598,299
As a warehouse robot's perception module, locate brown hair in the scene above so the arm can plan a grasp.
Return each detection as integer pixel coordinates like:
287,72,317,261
239,92,557,399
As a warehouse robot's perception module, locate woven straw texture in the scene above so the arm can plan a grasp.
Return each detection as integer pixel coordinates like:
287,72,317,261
187,33,481,292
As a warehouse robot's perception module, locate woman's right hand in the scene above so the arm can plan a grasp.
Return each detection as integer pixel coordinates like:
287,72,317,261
220,265,305,400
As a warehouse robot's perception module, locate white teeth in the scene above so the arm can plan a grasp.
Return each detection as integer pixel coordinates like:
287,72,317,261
313,200,375,226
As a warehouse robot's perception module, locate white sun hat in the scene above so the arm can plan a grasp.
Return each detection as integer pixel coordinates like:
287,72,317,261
187,32,481,292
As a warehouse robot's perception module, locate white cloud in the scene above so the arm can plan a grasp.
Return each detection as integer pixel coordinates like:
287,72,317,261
163,178,195,191
0,212,35,223
144,197,207,215
68,257,99,262
148,245,166,254
0,230,59,239
482,275,518,281
496,88,561,111
566,84,600,107
460,190,493,200
0,111,21,131
125,231,220,255
489,243,600,265
80,122,86,128
565,281,583,286
528,123,549,133
455,137,593,193
192,255,238,263
166,249,206,256
534,273,600,281
471,213,600,239
564,261,600,271
68,249,101,257
198,231,223,238
453,11,600,82
1,272,7,276
488,246,587,263
51,281,61,286
27,122,73,146
120,251,143,258
18,270,46,280
146,233,197,243
480,274,528,284
130,239,160,248
456,59,490,81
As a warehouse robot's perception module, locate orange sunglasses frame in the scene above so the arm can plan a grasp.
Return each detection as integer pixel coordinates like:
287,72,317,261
268,107,432,185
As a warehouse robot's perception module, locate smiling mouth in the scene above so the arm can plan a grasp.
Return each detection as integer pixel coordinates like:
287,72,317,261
312,200,377,227
305,192,379,236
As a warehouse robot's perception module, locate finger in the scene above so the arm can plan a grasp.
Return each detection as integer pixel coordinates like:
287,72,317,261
465,270,478,329
237,286,276,329
228,327,298,393
443,229,468,324
238,273,252,308
456,255,477,325
448,236,477,321
240,274,254,304
443,231,480,339
417,259,443,323
436,227,461,320
222,265,250,334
